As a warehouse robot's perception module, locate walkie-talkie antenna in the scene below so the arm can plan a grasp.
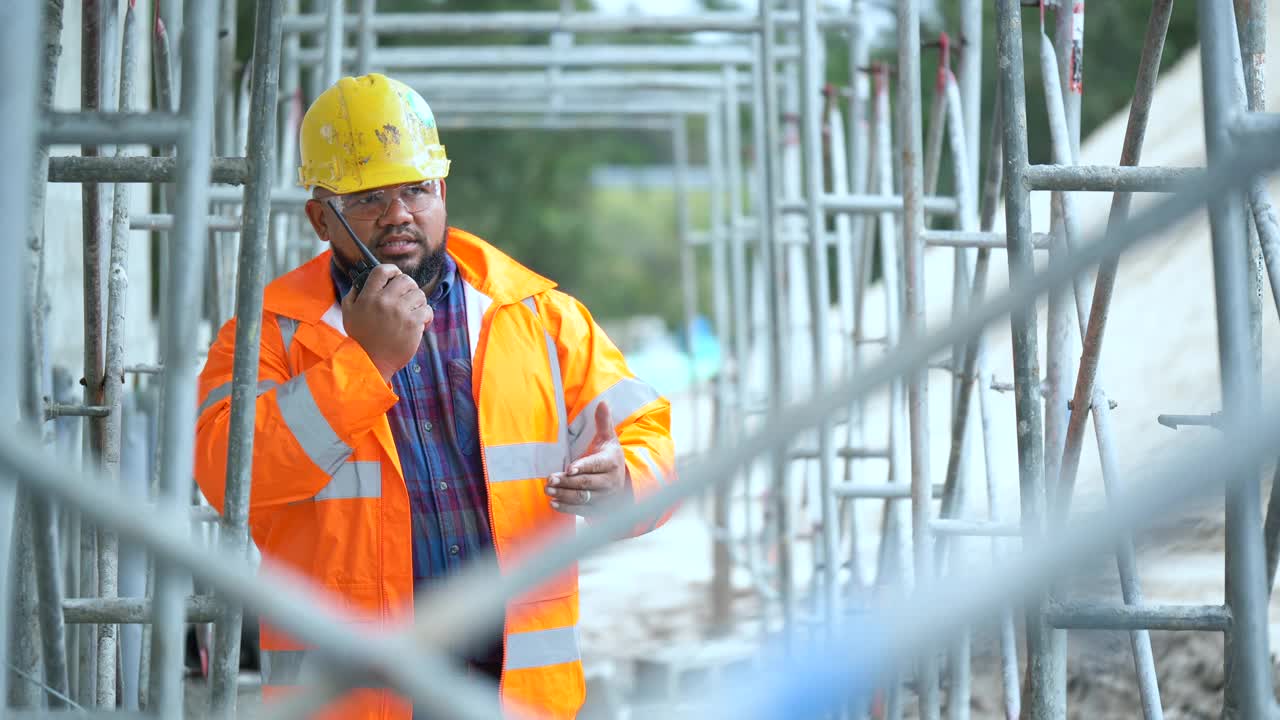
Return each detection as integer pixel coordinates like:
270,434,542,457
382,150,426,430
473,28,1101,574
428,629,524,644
327,198,379,293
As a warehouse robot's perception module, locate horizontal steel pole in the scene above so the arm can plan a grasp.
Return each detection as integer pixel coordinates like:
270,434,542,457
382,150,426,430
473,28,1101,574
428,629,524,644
10,707,151,712
1232,111,1280,139
0,430,503,718
833,483,945,499
1157,412,1222,429
790,445,891,460
131,214,243,232
398,70,750,92
41,111,185,145
62,595,222,624
434,100,714,116
301,44,791,69
923,230,1053,249
44,402,110,420
280,10,855,34
47,155,249,184
1024,164,1205,192
123,363,163,375
1046,602,1231,631
208,185,310,205
930,520,1022,537
443,116,673,131
780,194,959,216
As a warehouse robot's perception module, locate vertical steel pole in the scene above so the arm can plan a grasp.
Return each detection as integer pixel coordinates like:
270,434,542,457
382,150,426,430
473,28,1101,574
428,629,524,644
97,0,142,707
209,0,284,716
323,0,343,86
758,1,795,648
1200,3,1274,718
355,0,374,75
873,67,908,720
1233,0,1267,404
799,0,839,642
23,0,71,709
995,1,1057,718
725,64,751,438
674,115,700,453
149,0,218,714
708,96,736,632
958,0,982,190
1,0,45,710
80,1,105,702
896,0,937,714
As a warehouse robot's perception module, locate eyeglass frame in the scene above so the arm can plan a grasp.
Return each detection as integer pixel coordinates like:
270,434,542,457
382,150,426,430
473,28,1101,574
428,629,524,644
330,178,444,221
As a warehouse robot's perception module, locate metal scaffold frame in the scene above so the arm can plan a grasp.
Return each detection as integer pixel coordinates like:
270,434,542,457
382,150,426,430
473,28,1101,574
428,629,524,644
5,1,1280,719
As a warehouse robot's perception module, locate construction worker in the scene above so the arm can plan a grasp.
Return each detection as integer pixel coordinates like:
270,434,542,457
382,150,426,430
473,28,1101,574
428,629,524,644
192,73,677,719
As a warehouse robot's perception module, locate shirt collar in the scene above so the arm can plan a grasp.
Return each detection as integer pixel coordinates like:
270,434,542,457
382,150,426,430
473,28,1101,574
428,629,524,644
330,251,458,306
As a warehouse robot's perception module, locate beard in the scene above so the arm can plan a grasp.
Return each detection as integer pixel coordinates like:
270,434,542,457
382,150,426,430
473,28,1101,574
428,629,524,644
335,221,448,290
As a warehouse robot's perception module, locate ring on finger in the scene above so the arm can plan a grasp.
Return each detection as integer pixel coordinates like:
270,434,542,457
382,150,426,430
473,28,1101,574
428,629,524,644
583,489,591,505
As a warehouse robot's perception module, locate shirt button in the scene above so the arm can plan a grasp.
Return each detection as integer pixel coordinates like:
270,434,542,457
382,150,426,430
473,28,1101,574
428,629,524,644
412,363,421,373
424,421,433,432
449,545,460,556
438,481,448,491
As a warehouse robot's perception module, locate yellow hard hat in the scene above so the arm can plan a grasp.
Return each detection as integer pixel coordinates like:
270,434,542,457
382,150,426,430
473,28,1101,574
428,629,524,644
297,73,451,194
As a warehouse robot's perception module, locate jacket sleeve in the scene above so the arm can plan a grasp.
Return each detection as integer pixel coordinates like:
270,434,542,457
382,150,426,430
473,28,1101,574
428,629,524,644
541,290,678,538
193,311,399,514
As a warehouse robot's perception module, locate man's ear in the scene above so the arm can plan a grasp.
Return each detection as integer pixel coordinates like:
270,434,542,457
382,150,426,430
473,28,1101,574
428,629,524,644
304,198,331,243
440,179,447,204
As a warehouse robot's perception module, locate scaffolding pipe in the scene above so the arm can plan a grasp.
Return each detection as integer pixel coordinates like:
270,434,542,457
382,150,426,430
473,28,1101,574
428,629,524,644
208,1,284,716
300,44,779,70
798,0,839,642
279,9,856,34
1200,3,1274,717
148,0,219,713
22,0,70,709
46,155,250,184
995,2,1057,717
757,0,795,647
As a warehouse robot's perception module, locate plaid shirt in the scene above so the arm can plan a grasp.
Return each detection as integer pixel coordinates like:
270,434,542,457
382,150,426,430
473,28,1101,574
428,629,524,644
329,255,497,591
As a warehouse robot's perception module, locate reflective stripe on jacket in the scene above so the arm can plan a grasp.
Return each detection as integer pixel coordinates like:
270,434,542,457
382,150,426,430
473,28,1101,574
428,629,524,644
193,228,677,719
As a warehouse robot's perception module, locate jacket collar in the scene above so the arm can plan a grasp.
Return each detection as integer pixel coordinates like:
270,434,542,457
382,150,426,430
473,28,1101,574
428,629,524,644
262,227,556,323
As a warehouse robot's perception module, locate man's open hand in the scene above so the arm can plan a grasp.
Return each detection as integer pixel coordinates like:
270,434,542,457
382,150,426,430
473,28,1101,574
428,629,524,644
545,402,629,517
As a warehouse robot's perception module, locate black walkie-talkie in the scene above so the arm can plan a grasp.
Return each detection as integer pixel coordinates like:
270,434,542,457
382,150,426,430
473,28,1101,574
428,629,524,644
326,198,380,294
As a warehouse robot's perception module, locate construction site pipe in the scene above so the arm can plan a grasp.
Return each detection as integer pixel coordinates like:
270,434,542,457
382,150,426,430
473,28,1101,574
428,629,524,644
47,155,250,184
24,0,72,710
923,230,1052,249
0,1,45,710
779,194,959,216
757,1,795,643
279,10,856,35
896,0,939,714
42,111,185,146
63,596,222,625
396,70,751,91
1201,3,1275,716
1046,603,1231,632
995,1,1057,716
299,44,787,70
1024,164,1203,192
0,436,502,720
208,1,284,717
148,0,219,713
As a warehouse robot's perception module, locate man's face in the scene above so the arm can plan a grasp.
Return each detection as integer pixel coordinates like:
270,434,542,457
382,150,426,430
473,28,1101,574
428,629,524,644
305,179,449,288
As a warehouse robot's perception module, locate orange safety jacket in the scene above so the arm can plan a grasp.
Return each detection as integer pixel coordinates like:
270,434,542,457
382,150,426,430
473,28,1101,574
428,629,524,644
193,228,677,719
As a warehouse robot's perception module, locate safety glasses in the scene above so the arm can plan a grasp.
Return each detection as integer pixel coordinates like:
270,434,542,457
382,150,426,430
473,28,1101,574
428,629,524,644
334,179,442,221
